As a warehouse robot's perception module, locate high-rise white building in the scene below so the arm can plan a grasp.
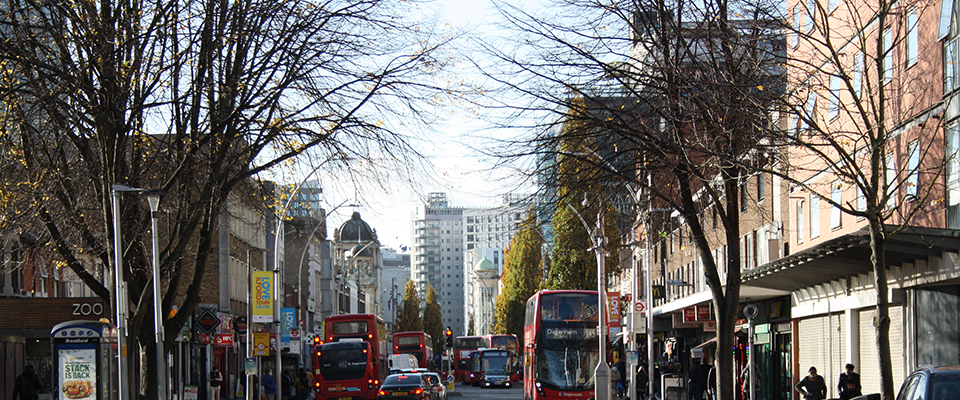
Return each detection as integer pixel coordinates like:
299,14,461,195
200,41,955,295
411,193,466,335
411,193,531,337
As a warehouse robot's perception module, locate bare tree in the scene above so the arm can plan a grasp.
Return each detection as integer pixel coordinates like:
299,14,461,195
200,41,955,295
0,0,456,396
473,0,785,399
757,0,950,395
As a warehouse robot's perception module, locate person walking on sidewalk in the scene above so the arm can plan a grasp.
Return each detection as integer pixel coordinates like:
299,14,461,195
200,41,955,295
263,369,277,400
12,364,44,400
209,366,223,400
796,367,827,400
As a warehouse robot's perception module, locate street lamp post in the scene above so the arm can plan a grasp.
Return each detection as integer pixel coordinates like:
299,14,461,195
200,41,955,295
111,184,163,400
561,195,610,400
147,191,166,400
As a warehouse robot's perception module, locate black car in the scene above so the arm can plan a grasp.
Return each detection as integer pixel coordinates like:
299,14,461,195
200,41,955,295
377,373,439,400
896,365,960,400
481,368,513,388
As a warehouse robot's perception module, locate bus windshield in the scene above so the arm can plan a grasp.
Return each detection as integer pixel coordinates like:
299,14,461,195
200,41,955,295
332,321,368,335
455,337,486,348
535,293,600,391
317,342,368,380
490,336,517,351
481,350,513,373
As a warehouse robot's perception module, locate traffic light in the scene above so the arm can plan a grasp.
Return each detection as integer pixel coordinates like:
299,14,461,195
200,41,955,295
313,335,321,345
444,327,453,348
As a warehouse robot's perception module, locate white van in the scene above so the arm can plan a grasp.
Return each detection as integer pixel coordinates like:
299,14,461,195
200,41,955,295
388,354,420,374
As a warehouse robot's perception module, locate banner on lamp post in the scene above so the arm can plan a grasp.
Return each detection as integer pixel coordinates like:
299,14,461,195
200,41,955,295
252,271,274,323
281,307,295,348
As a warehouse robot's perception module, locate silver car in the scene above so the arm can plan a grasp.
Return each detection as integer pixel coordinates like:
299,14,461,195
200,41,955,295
423,372,447,400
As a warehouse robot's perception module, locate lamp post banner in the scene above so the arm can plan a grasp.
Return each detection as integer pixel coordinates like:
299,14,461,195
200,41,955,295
280,307,295,348
252,271,274,323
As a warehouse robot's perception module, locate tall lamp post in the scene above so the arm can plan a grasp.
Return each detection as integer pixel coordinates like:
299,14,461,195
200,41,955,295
561,195,610,400
146,190,166,400
111,184,163,400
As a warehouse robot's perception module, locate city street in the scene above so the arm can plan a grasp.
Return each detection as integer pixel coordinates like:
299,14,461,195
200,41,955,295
449,382,523,400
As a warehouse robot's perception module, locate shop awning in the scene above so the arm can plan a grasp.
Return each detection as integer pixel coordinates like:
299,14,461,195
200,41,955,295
741,226,960,292
691,337,717,359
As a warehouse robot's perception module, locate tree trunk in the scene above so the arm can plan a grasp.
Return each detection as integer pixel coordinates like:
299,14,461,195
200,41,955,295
869,220,895,400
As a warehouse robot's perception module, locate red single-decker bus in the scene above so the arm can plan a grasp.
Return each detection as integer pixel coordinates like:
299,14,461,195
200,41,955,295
392,331,434,370
523,290,600,400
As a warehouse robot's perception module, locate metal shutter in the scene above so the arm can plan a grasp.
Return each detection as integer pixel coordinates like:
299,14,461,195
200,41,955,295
799,316,827,377
859,306,904,395
890,305,905,386
829,313,847,399
860,308,880,395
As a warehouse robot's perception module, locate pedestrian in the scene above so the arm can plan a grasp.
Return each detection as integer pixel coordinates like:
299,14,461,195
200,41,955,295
12,364,44,400
796,367,827,400
688,358,705,400
611,362,623,398
303,368,314,400
740,362,761,400
209,366,223,400
282,373,294,400
618,360,629,398
838,364,862,400
705,359,717,400
636,364,649,400
263,369,277,400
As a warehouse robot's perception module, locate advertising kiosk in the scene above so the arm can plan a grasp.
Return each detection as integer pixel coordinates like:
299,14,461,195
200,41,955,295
51,320,117,400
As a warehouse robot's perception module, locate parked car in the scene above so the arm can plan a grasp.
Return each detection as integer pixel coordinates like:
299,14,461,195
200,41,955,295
377,373,439,400
422,372,447,400
896,365,960,400
481,368,513,388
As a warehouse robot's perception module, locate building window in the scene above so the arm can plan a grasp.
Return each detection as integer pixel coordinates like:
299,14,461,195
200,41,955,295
885,152,898,209
907,140,919,198
757,173,765,201
907,9,919,66
797,199,805,243
741,176,749,213
831,183,842,229
810,195,820,239
803,92,817,132
806,0,815,32
948,123,960,228
854,52,864,98
883,28,893,82
828,75,841,120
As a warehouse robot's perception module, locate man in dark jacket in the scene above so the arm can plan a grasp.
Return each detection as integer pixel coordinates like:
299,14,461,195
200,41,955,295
13,364,44,400
838,364,862,400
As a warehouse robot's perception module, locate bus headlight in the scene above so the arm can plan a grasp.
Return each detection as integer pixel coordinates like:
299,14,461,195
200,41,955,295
535,380,545,396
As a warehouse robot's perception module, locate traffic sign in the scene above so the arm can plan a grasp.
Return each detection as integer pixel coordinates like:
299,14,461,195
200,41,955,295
291,329,301,339
635,301,645,313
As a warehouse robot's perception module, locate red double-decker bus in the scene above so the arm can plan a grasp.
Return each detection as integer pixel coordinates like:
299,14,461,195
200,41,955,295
486,334,519,356
392,331,434,370
523,290,600,400
453,336,487,384
315,314,388,400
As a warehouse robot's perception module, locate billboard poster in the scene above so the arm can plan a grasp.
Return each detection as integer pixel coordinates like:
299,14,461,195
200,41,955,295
59,348,97,400
252,271,274,323
280,307,295,348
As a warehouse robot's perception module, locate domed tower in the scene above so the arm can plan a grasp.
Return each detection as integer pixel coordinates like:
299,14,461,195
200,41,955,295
332,212,381,315
472,258,500,335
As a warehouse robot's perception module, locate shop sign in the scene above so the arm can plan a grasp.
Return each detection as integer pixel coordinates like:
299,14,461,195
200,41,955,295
703,320,717,332
215,334,234,347
219,314,234,335
683,307,696,323
673,312,700,329
195,309,221,335
696,305,711,321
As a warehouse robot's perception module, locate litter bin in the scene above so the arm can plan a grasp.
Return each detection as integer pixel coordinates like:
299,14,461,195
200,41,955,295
662,373,687,400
